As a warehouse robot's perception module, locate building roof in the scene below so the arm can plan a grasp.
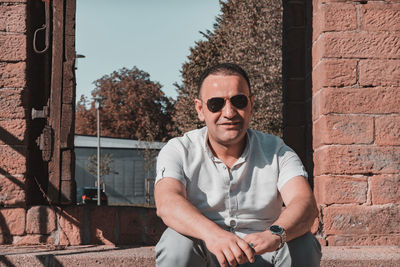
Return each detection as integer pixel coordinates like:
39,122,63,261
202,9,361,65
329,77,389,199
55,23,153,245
74,135,166,150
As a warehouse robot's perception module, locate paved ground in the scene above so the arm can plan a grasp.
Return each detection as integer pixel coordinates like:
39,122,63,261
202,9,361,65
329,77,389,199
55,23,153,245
0,245,399,266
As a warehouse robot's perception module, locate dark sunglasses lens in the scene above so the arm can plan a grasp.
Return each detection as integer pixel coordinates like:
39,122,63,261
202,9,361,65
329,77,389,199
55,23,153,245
231,95,248,109
207,98,225,112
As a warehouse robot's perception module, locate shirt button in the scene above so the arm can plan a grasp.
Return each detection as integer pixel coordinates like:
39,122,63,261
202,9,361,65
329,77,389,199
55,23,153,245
229,219,237,227
223,166,227,170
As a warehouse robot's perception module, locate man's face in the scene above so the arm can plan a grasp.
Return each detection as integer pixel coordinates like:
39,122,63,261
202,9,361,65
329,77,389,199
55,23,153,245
195,74,254,147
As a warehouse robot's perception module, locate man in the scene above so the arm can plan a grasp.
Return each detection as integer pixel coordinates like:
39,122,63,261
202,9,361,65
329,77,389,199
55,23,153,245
154,63,321,267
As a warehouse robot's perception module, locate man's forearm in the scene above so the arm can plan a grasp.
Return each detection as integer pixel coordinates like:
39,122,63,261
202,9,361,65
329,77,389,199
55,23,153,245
272,195,318,242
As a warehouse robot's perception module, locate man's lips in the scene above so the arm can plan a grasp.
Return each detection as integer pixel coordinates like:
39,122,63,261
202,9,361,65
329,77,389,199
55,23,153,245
218,121,241,126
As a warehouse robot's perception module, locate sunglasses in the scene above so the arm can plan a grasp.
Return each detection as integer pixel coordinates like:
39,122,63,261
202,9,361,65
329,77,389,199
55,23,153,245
204,94,250,113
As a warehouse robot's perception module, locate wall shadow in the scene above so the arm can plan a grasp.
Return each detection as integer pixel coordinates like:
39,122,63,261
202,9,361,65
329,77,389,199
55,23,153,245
282,1,314,186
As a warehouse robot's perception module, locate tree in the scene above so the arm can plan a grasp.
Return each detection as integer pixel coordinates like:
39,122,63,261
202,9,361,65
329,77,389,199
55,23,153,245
75,67,174,141
86,153,119,186
173,0,283,136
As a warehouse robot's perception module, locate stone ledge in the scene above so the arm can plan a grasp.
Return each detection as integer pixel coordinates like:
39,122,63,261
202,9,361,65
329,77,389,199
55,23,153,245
321,246,400,267
0,245,399,267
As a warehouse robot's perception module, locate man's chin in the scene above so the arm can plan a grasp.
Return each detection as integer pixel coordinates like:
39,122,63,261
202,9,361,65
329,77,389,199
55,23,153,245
217,132,246,145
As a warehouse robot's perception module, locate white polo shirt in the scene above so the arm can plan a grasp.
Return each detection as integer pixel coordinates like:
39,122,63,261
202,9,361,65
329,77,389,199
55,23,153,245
155,127,308,235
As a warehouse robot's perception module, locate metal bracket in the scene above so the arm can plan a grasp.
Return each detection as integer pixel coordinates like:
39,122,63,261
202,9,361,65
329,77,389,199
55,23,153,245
31,106,49,120
33,0,50,54
36,125,53,162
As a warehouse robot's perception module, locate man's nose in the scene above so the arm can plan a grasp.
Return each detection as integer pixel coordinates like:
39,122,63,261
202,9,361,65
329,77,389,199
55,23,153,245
221,100,237,118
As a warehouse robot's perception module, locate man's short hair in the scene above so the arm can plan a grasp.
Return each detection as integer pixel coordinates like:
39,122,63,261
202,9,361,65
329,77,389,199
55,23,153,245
197,63,251,96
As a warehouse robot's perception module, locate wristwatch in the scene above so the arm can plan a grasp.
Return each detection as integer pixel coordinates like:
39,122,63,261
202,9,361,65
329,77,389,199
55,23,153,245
269,225,286,249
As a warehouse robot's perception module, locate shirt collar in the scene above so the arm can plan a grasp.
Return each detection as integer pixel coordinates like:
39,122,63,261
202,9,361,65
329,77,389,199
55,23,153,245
202,126,252,165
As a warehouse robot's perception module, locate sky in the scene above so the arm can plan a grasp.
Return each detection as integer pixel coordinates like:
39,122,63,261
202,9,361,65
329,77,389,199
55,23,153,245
75,0,221,101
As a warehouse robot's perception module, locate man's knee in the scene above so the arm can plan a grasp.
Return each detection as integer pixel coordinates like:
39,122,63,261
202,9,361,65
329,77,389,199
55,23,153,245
287,232,322,266
155,228,207,267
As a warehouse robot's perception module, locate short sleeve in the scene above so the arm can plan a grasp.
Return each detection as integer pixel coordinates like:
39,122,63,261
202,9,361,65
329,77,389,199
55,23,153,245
277,144,308,191
155,139,187,187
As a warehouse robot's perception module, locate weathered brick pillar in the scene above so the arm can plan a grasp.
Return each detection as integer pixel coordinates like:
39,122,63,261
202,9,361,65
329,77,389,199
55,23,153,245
313,0,400,245
0,0,28,242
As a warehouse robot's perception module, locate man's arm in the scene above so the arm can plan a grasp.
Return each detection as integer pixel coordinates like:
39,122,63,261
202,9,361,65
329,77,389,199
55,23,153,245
243,176,318,254
155,177,255,267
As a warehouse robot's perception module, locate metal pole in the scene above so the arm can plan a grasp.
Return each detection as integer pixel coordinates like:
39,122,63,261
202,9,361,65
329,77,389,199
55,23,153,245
97,106,101,206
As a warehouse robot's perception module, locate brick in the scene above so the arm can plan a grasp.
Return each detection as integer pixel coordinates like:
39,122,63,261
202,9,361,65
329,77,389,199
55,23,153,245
313,32,400,66
117,207,143,245
314,175,368,204
142,208,166,245
359,59,400,87
361,3,400,31
26,206,56,234
375,115,400,146
324,205,400,235
313,115,373,147
0,88,26,120
313,3,357,41
90,206,116,245
0,145,27,175
58,207,83,246
312,87,400,117
0,4,26,32
0,119,26,145
0,62,26,88
314,146,400,176
312,59,357,92
371,175,400,204
0,208,25,235
0,34,26,61
14,234,54,245
0,174,25,206
327,234,400,246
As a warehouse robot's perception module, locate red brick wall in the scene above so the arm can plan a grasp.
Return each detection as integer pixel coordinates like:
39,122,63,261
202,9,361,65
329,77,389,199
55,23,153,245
312,0,400,246
0,0,27,243
0,205,165,245
0,0,28,208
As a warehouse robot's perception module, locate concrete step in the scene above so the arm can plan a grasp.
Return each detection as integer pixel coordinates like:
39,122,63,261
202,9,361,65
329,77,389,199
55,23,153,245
0,245,399,266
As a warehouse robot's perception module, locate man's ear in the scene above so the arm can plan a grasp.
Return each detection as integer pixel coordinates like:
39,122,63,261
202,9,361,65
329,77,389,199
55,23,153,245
195,99,205,122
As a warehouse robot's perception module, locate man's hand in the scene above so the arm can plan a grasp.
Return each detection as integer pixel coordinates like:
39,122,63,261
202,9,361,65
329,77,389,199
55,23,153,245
243,231,281,255
203,229,255,267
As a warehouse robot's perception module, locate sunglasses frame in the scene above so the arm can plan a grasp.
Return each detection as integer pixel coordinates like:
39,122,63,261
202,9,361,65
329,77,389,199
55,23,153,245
202,94,252,113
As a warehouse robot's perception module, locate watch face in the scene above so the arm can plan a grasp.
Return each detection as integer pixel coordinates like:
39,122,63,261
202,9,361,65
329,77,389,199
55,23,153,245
270,225,283,234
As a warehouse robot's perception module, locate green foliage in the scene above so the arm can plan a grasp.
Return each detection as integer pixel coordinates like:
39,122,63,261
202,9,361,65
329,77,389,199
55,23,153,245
173,0,283,136
76,67,174,141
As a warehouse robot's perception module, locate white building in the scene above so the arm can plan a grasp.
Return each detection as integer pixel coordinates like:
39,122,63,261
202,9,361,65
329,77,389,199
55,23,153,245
74,135,165,205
